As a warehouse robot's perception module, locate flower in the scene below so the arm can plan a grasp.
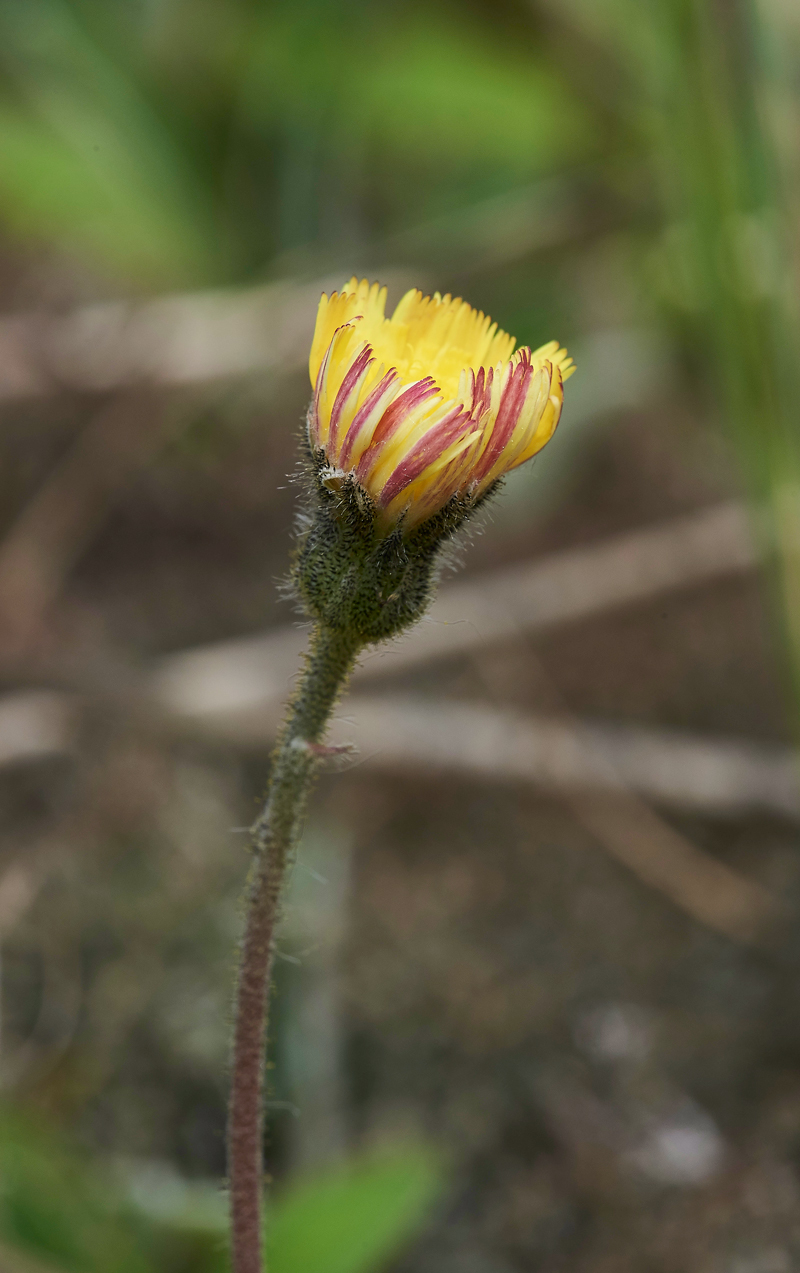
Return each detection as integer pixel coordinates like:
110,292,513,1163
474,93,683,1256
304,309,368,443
308,277,574,529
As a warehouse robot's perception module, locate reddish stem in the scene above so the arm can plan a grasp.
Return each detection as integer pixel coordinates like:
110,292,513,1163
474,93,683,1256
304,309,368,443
227,625,358,1272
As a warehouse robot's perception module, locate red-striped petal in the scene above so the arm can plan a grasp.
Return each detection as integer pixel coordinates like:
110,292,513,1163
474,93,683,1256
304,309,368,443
378,407,472,507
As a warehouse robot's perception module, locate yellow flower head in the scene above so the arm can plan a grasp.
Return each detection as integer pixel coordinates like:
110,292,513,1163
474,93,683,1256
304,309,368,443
308,278,574,529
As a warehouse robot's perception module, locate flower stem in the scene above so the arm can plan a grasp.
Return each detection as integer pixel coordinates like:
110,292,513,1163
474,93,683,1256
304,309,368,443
228,623,360,1273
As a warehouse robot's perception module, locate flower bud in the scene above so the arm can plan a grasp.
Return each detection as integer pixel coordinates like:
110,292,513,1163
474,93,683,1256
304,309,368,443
294,278,574,645
308,278,574,529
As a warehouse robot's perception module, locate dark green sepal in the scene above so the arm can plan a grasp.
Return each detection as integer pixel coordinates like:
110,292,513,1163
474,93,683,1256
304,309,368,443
291,441,498,646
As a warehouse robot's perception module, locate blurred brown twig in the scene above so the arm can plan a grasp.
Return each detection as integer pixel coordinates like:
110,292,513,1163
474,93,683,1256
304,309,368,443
153,500,758,723
0,391,173,657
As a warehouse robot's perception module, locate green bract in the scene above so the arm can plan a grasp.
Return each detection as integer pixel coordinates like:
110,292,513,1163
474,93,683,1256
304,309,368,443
292,442,495,646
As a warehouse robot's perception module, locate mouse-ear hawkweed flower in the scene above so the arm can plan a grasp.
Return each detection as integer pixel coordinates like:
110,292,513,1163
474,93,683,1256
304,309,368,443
227,280,574,1273
308,277,574,530
293,278,574,645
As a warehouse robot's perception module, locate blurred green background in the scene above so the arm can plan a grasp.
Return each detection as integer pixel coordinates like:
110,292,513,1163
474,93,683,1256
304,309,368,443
1,0,800,1270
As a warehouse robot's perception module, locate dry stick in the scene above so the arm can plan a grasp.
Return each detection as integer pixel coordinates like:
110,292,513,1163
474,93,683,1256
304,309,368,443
571,792,779,944
153,500,757,725
0,390,170,656
229,624,359,1273
0,180,582,404
342,697,800,824
468,644,784,945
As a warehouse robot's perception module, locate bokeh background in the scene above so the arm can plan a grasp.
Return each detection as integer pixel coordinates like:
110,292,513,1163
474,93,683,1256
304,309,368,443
1,0,800,1270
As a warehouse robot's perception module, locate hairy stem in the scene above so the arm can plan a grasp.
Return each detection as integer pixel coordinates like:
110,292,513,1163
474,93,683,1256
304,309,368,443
228,624,360,1273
